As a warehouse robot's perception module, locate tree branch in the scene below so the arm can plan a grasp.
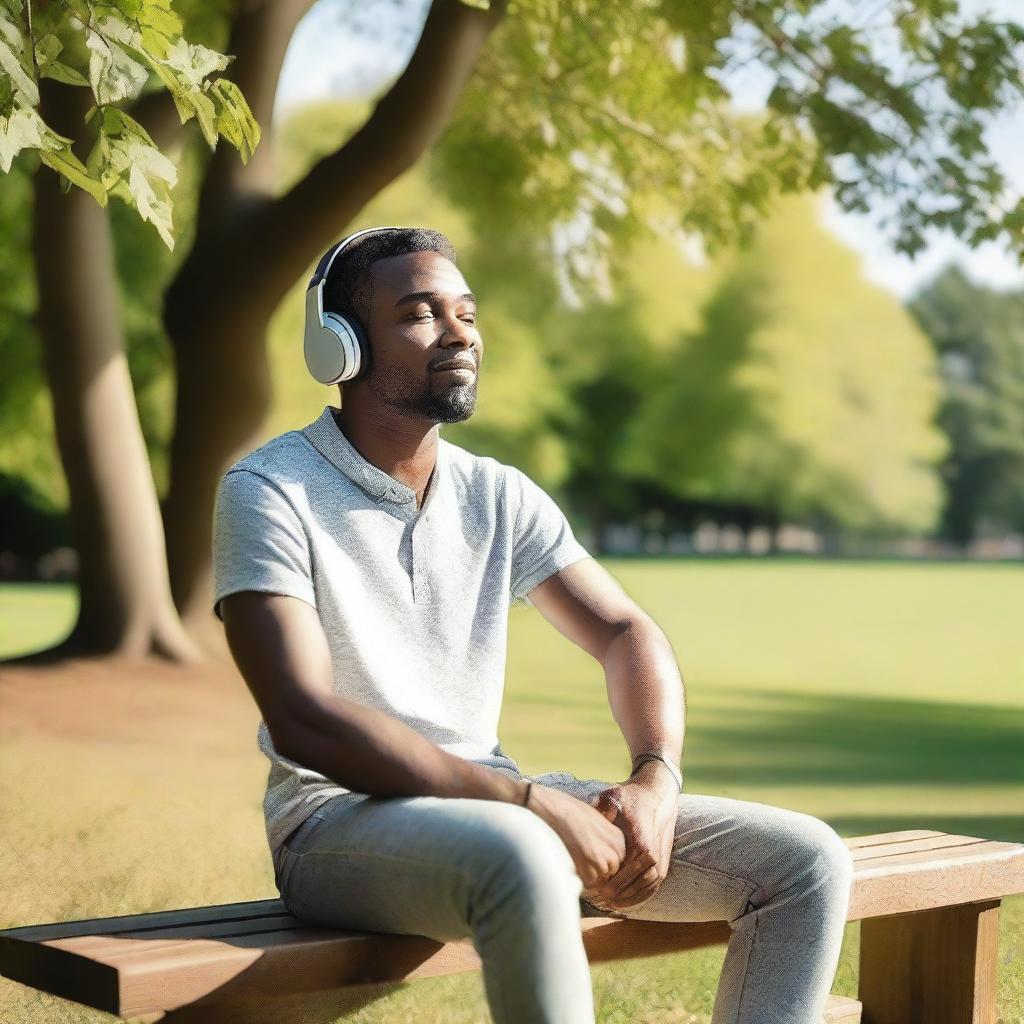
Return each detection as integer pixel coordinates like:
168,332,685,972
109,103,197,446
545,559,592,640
239,0,508,304
194,0,319,236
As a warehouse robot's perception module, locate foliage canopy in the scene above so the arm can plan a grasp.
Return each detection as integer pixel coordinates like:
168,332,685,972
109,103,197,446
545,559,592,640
0,0,259,246
2,0,1022,276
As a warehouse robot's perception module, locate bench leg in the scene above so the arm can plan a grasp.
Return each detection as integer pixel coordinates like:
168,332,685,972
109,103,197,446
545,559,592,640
858,899,1001,1024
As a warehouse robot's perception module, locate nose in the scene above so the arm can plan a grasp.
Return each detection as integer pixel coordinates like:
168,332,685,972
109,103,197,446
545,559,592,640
440,314,479,351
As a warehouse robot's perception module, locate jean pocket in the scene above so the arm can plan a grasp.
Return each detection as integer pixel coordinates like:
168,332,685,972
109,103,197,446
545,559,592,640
292,807,333,847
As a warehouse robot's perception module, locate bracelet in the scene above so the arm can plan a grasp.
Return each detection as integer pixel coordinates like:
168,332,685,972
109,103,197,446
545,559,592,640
521,780,533,807
630,751,683,792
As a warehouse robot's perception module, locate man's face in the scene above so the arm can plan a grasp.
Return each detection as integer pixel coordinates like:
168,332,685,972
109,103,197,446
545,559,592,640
359,250,481,424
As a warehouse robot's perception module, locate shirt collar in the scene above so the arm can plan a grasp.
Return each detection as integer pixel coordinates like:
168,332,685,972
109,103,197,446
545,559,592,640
302,405,445,510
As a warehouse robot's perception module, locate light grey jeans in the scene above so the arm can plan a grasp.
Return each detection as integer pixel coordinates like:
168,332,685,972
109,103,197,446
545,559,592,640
274,767,854,1024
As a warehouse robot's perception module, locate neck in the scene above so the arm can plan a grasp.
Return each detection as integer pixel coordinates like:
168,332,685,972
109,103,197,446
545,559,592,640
331,404,439,499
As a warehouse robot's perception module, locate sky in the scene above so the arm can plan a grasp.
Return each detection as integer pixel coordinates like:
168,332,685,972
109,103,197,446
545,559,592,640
272,0,1024,301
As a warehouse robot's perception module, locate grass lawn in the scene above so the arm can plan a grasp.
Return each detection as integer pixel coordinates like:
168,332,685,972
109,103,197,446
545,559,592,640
1,559,1022,1023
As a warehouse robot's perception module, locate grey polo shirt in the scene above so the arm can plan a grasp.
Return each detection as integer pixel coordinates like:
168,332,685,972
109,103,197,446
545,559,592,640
211,405,592,868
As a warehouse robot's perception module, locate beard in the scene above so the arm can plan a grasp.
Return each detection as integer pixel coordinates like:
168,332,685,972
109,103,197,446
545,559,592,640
366,360,478,423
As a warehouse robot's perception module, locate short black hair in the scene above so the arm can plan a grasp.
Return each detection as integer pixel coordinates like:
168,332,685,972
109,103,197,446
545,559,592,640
322,227,458,328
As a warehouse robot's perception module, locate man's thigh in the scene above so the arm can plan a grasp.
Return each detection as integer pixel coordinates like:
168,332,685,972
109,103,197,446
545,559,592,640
276,790,576,942
638,790,851,923
530,771,842,925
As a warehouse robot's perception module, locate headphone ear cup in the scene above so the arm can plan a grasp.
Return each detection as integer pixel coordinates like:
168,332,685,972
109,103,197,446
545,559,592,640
323,312,370,383
306,225,400,385
304,299,363,384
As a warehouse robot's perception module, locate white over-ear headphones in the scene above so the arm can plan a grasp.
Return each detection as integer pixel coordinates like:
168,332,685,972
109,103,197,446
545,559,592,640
304,226,404,385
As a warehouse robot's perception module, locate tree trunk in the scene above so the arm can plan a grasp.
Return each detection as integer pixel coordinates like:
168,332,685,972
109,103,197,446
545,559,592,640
163,0,508,641
10,79,202,666
163,277,277,653
10,2,506,666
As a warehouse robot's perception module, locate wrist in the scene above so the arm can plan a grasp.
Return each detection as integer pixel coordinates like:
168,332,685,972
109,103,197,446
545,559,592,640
630,750,683,792
520,778,548,819
629,758,680,798
515,777,536,811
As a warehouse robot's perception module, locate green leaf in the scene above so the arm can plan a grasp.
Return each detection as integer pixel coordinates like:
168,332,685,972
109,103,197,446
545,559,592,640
139,25,173,60
148,58,192,124
82,102,176,248
139,0,181,39
189,87,217,146
160,35,231,91
210,76,260,162
128,158,174,248
0,10,39,105
40,59,90,87
210,79,242,150
33,31,63,66
0,101,44,171
0,66,15,117
85,19,150,105
38,142,108,205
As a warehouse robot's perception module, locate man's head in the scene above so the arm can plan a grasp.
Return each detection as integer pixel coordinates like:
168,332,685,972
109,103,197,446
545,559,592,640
322,227,481,425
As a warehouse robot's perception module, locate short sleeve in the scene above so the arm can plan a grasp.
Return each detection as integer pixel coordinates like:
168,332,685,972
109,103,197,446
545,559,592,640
211,469,316,622
506,465,591,607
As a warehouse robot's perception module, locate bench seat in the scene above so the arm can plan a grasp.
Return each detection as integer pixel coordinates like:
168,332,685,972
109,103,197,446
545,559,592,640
2,829,1022,1022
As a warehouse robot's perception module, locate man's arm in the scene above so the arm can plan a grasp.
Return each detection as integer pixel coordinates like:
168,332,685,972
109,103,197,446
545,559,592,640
220,590,529,805
527,557,685,909
223,589,631,888
525,558,685,797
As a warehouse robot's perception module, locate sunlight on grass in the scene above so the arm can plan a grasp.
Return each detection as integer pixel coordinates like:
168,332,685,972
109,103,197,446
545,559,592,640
1,560,1022,1023
0,583,76,660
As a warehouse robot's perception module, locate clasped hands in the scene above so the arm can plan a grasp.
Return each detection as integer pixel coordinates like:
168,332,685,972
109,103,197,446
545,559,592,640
581,772,679,913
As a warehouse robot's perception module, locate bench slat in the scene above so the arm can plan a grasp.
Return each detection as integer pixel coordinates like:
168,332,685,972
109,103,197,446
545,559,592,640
48,916,303,958
853,840,1019,870
1,900,286,943
850,834,993,860
846,830,946,849
848,840,1024,921
2,830,1021,1019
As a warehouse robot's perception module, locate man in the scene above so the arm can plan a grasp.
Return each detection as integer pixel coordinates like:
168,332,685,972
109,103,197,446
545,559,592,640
212,227,853,1024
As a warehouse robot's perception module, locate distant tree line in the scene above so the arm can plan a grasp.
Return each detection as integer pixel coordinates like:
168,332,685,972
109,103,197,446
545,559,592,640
2,0,1023,666
2,122,1020,571
908,266,1024,547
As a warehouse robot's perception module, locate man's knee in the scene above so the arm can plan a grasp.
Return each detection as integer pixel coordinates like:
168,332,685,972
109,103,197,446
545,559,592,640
777,813,854,902
468,804,582,914
807,817,853,885
742,809,853,909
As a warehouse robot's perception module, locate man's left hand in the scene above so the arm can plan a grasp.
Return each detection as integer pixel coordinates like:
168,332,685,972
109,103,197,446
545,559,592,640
581,766,679,912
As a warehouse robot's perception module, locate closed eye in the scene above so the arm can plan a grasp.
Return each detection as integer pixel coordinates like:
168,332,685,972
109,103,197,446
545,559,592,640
408,311,477,325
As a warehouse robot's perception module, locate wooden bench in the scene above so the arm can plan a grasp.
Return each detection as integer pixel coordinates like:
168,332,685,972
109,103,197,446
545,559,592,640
2,830,1022,1024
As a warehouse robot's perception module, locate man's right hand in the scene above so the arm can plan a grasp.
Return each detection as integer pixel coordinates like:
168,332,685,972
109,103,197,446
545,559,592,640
524,782,626,887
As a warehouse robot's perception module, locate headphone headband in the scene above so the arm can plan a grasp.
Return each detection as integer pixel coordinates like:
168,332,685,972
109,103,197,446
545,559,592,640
308,225,405,292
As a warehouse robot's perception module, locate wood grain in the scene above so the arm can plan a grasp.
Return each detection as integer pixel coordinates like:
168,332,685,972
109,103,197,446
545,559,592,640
1,829,1020,1020
859,900,1000,1024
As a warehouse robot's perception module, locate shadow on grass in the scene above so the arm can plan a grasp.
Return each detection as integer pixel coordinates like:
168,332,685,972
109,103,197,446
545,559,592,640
686,685,1024,788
